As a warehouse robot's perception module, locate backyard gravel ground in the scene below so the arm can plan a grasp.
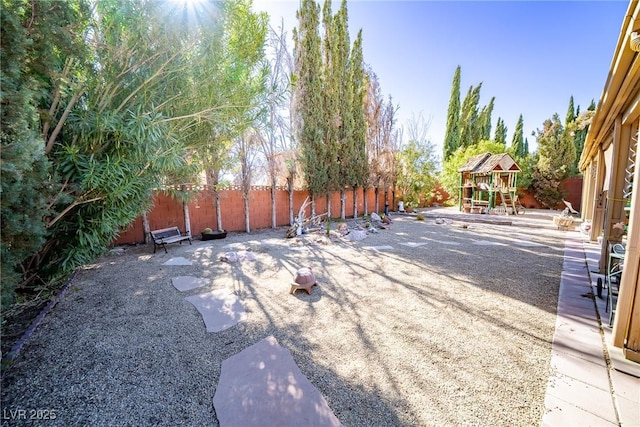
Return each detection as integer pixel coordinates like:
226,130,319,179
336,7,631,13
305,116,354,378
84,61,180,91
1,208,570,426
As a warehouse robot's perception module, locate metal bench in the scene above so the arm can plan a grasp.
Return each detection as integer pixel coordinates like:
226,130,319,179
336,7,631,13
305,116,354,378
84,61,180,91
150,226,191,253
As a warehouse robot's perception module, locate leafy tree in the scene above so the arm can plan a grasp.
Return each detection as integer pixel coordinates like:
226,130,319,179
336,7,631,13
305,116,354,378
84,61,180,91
40,0,195,276
364,70,399,214
511,114,525,158
443,66,461,160
571,100,596,175
513,151,537,194
439,140,506,199
532,113,575,207
232,131,261,233
260,21,294,228
1,0,269,316
494,117,507,146
396,114,438,208
185,0,269,231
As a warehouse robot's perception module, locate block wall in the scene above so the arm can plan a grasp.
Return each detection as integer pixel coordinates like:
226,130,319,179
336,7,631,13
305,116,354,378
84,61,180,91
114,187,393,245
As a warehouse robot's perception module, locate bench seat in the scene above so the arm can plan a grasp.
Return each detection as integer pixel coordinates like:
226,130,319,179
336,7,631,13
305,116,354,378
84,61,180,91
150,227,192,253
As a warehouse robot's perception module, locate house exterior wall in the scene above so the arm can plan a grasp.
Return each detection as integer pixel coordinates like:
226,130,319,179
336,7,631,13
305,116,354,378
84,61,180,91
579,0,640,361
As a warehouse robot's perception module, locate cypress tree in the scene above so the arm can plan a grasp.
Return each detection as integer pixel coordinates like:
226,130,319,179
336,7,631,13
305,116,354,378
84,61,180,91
565,95,576,125
494,117,507,146
572,101,596,174
478,97,495,141
321,0,342,199
294,0,327,200
511,114,525,158
348,29,367,189
459,83,482,148
443,66,461,160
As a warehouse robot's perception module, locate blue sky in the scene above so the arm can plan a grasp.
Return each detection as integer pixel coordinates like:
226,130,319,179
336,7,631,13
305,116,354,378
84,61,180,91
252,0,629,158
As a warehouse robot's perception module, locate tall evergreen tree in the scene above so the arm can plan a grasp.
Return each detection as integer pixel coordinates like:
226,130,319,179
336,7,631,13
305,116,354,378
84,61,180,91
459,83,482,148
511,114,525,158
478,97,495,141
494,117,507,146
321,0,340,200
565,95,576,125
571,100,596,174
347,29,368,213
443,66,461,160
293,0,326,204
524,137,529,156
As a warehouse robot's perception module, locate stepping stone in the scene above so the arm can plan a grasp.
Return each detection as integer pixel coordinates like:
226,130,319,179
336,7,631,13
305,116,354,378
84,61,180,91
171,276,210,292
185,289,246,332
399,242,428,248
163,257,192,266
362,245,394,251
213,336,342,427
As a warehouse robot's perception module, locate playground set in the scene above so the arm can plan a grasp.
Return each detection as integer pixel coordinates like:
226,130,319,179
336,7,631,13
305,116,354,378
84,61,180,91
458,152,524,215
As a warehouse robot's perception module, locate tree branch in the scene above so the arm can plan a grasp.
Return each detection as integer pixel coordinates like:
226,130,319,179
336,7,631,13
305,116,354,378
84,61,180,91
45,89,83,154
46,196,103,229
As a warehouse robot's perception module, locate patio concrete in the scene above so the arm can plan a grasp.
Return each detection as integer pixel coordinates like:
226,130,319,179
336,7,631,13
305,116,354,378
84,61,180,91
542,232,640,427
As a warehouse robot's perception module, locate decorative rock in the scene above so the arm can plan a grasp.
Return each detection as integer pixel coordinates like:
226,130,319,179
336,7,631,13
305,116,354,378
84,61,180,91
290,267,317,295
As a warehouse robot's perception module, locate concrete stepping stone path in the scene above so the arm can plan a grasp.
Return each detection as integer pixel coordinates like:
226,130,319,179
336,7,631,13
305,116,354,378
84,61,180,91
171,276,209,292
185,289,246,332
213,336,342,427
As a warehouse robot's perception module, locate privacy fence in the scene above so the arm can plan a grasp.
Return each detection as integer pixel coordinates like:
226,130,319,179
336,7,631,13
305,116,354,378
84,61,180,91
114,186,394,245
114,177,583,246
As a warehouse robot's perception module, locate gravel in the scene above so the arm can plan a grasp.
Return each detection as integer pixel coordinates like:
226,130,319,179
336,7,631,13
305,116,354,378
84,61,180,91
1,208,568,426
